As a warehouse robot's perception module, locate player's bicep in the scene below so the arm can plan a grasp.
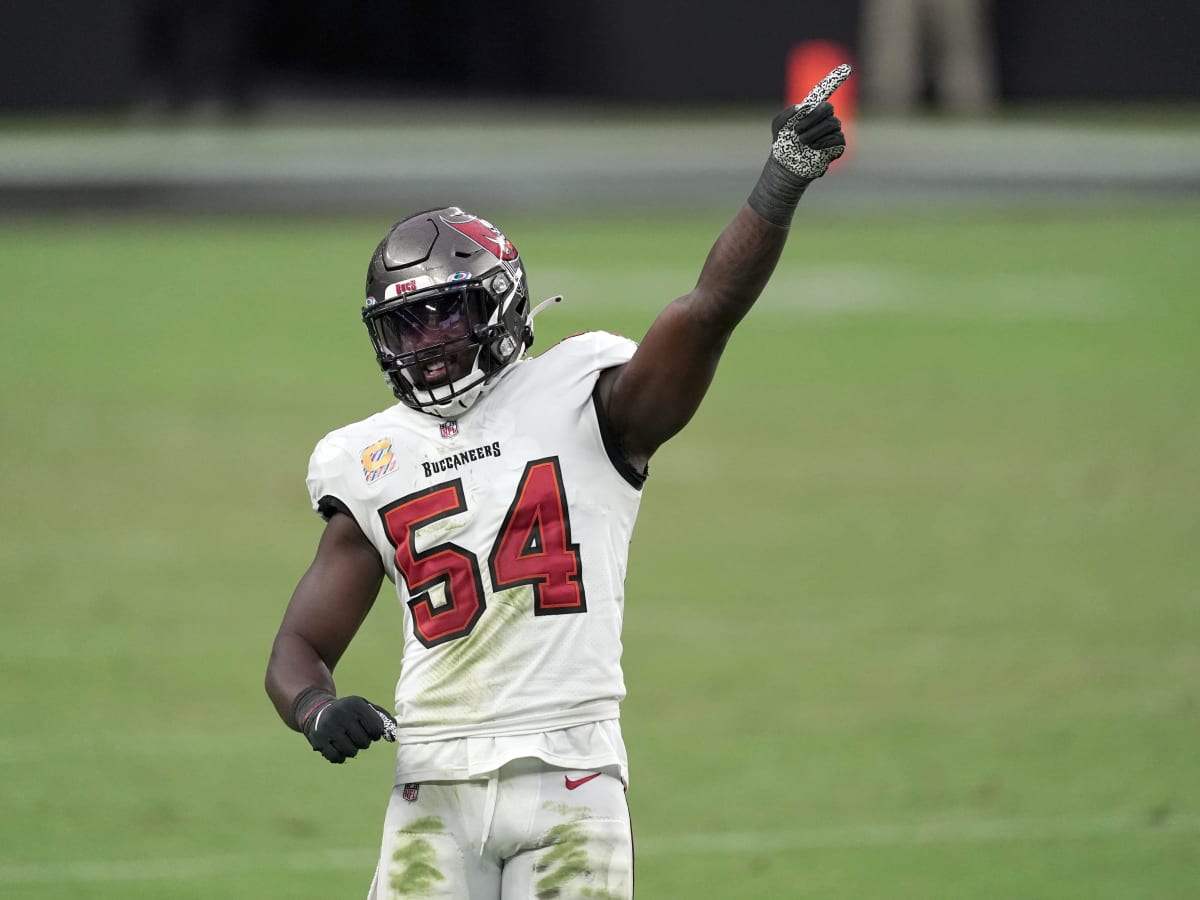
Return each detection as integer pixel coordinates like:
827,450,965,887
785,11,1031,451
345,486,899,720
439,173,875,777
278,510,385,670
602,293,727,465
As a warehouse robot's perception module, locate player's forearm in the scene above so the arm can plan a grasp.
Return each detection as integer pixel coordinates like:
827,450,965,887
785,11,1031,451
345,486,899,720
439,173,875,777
688,63,850,336
265,632,337,731
688,203,789,337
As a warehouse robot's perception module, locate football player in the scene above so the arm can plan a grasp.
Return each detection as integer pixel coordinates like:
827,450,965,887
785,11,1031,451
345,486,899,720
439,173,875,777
265,65,851,899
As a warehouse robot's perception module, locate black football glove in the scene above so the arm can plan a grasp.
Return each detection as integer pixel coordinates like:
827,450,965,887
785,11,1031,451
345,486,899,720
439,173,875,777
748,63,852,227
292,687,397,764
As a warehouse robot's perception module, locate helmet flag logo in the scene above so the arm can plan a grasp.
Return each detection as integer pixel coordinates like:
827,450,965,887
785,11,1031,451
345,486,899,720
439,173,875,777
442,215,518,261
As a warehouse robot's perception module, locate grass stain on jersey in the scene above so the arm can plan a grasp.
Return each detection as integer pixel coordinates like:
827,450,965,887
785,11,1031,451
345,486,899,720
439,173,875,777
389,816,447,896
422,585,533,712
533,820,618,900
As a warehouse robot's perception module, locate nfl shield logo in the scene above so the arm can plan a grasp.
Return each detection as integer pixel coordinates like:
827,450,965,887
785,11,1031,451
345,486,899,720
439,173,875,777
439,420,458,439
402,783,420,802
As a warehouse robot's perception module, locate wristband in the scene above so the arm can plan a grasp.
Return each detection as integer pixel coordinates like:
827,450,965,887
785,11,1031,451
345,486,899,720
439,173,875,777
290,686,336,731
747,157,809,228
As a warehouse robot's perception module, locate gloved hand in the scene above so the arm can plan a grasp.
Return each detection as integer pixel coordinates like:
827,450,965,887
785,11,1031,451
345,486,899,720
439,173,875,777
770,64,852,179
292,687,397,764
748,63,852,227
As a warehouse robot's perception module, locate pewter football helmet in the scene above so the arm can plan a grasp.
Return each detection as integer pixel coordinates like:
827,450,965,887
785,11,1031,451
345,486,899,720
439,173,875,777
363,207,532,417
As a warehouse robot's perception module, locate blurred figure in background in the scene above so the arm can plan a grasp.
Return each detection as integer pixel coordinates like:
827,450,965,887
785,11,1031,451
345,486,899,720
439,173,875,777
859,0,997,115
137,0,259,117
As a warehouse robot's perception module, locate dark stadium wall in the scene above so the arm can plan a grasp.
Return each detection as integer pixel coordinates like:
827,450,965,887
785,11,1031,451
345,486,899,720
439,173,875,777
993,0,1200,101
1,1,141,107
2,1,1197,109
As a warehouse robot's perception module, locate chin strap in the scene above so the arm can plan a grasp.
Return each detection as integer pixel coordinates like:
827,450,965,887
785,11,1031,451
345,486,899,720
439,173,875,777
529,294,563,322
419,296,564,418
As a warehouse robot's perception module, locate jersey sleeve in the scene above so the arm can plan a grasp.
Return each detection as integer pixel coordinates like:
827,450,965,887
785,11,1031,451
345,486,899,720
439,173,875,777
542,331,646,489
551,330,638,373
305,435,363,527
589,330,639,370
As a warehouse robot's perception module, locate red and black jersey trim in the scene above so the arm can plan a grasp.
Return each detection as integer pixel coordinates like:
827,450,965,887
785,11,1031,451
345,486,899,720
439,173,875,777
591,384,647,490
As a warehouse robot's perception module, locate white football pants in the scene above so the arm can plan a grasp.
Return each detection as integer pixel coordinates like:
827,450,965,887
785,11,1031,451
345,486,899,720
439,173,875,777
367,757,633,899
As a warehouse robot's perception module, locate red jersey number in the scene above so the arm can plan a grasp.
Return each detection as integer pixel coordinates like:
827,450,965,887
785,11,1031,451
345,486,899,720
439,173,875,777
379,458,585,648
379,480,485,647
490,459,586,615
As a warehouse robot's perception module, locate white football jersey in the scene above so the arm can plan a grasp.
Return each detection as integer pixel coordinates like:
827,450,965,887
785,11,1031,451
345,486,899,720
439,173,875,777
306,331,645,746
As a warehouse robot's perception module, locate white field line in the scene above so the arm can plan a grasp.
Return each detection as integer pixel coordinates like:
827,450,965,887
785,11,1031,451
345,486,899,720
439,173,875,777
0,848,372,885
0,734,283,763
534,266,1116,321
1,813,1196,885
639,812,1200,854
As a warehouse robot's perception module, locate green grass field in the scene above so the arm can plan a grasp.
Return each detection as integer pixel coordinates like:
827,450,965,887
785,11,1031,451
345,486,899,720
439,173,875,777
1,204,1198,898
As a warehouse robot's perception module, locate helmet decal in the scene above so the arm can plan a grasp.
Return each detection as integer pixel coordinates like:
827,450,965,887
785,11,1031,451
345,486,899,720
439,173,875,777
441,214,518,261
382,275,434,301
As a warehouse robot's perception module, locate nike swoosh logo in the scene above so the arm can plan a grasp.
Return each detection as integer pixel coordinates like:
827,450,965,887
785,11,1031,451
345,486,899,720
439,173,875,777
564,772,602,791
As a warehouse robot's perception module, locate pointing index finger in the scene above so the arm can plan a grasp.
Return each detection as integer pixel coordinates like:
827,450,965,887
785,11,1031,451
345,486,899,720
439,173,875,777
795,63,853,116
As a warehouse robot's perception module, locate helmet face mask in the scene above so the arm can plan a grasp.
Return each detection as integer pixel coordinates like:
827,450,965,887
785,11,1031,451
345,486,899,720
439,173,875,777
371,287,485,388
363,208,532,417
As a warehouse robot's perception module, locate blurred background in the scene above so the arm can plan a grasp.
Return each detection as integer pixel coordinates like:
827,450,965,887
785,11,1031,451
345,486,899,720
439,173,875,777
2,2,1198,899
2,0,1198,214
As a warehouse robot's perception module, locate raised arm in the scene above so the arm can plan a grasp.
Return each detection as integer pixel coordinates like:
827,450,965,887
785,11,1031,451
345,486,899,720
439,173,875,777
598,65,852,471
